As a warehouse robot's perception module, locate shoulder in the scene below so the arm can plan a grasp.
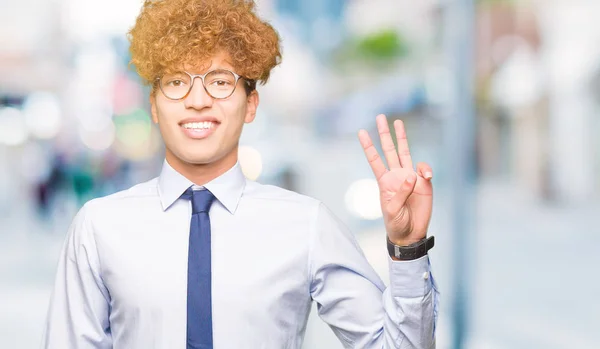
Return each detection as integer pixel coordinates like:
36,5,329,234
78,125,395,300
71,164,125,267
77,177,159,222
243,180,322,212
242,180,345,229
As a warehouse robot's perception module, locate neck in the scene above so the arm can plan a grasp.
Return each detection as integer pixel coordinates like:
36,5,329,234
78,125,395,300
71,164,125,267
165,148,238,186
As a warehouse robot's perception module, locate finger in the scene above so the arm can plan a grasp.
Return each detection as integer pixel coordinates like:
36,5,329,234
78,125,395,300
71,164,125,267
358,129,387,180
387,172,418,214
393,119,413,170
376,114,401,169
416,162,433,180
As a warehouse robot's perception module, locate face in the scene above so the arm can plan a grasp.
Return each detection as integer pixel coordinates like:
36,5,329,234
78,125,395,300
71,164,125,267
150,52,259,178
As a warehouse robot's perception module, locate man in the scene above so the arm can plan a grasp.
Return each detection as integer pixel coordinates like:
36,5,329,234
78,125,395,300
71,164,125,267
42,0,439,348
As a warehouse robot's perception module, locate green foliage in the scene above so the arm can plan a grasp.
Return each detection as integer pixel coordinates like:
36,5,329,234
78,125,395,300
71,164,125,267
355,29,408,60
332,28,409,69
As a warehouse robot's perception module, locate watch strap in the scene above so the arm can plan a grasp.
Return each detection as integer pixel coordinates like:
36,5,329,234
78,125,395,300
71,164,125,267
387,235,434,260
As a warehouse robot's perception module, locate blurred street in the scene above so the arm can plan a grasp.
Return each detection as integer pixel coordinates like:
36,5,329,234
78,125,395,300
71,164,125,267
2,179,599,349
2,0,600,348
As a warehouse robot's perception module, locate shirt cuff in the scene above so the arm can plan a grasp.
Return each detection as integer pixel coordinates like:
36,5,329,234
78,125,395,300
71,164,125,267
388,254,433,298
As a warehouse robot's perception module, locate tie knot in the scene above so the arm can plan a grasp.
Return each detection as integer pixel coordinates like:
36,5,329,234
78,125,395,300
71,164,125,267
183,188,215,214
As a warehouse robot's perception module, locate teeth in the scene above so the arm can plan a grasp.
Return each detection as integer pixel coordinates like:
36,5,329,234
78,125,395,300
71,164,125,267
182,122,215,130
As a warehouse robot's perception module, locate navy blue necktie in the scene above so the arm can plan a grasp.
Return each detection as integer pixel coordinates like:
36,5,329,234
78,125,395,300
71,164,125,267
182,188,216,349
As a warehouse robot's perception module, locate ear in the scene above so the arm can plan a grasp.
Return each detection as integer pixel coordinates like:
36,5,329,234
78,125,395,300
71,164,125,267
244,90,259,124
150,93,159,124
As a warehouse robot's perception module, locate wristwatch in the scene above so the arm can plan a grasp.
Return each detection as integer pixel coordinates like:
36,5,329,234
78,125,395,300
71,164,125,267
387,236,435,260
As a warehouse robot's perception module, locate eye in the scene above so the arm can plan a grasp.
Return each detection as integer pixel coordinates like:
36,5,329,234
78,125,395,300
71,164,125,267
162,73,189,87
205,70,236,89
213,80,230,86
168,79,184,87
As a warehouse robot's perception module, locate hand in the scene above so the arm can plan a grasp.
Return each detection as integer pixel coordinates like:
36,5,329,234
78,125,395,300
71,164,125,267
358,114,433,246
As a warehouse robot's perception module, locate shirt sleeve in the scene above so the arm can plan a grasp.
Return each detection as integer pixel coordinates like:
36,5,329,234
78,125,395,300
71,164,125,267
308,202,438,349
41,203,113,349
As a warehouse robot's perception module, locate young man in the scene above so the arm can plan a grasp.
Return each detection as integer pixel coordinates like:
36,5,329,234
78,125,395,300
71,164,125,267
42,0,439,348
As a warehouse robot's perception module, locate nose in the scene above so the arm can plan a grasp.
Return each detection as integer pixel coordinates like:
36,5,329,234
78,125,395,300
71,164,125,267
183,77,213,110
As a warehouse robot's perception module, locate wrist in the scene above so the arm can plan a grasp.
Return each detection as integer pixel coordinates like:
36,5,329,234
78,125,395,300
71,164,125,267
387,236,434,261
388,237,422,247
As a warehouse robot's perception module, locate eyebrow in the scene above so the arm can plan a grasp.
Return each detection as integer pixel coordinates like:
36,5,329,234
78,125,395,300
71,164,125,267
183,65,235,75
178,56,237,74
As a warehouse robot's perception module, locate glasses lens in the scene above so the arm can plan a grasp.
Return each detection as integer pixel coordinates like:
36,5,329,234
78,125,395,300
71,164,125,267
204,70,237,99
160,72,191,99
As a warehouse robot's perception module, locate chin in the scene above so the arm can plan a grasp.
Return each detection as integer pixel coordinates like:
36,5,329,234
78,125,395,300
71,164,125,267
166,140,235,168
177,150,227,166
181,155,218,165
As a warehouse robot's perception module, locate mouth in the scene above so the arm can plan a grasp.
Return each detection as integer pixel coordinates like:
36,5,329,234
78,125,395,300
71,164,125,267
179,120,220,140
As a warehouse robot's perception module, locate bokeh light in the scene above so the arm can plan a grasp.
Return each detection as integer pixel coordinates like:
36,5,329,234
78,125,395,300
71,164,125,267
239,145,263,181
344,178,382,220
79,120,116,151
78,108,114,133
0,107,28,146
22,92,63,140
113,108,159,161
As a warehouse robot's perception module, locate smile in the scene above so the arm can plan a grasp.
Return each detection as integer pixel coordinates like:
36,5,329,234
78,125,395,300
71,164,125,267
180,121,219,140
181,121,217,130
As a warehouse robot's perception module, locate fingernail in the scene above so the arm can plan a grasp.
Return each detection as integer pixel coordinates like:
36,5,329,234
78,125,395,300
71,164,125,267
425,172,433,179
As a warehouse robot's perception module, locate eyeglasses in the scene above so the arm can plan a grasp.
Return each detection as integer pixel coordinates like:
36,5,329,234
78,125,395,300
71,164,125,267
156,69,248,100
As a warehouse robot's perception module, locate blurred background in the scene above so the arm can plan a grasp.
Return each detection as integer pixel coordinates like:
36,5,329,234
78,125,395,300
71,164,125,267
1,0,599,348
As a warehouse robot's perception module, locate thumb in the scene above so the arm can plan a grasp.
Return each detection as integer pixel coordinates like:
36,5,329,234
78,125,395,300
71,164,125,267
386,172,417,214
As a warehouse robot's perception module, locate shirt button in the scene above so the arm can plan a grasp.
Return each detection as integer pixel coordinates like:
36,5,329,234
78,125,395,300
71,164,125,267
422,272,430,280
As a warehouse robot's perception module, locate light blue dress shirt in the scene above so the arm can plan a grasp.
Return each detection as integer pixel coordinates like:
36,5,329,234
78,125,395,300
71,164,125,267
42,160,439,349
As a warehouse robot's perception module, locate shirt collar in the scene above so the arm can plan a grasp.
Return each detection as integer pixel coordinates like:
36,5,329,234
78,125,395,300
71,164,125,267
157,159,246,214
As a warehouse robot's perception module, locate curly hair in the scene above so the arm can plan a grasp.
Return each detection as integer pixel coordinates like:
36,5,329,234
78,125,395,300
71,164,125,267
128,0,282,92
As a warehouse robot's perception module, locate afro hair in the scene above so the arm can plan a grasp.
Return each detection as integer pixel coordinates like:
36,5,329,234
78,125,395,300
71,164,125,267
128,0,282,90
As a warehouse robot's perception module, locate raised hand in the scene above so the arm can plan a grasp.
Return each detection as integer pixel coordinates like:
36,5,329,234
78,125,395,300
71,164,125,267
358,114,433,246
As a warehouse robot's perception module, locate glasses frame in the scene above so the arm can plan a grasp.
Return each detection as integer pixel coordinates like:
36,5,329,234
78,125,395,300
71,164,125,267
156,69,247,100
